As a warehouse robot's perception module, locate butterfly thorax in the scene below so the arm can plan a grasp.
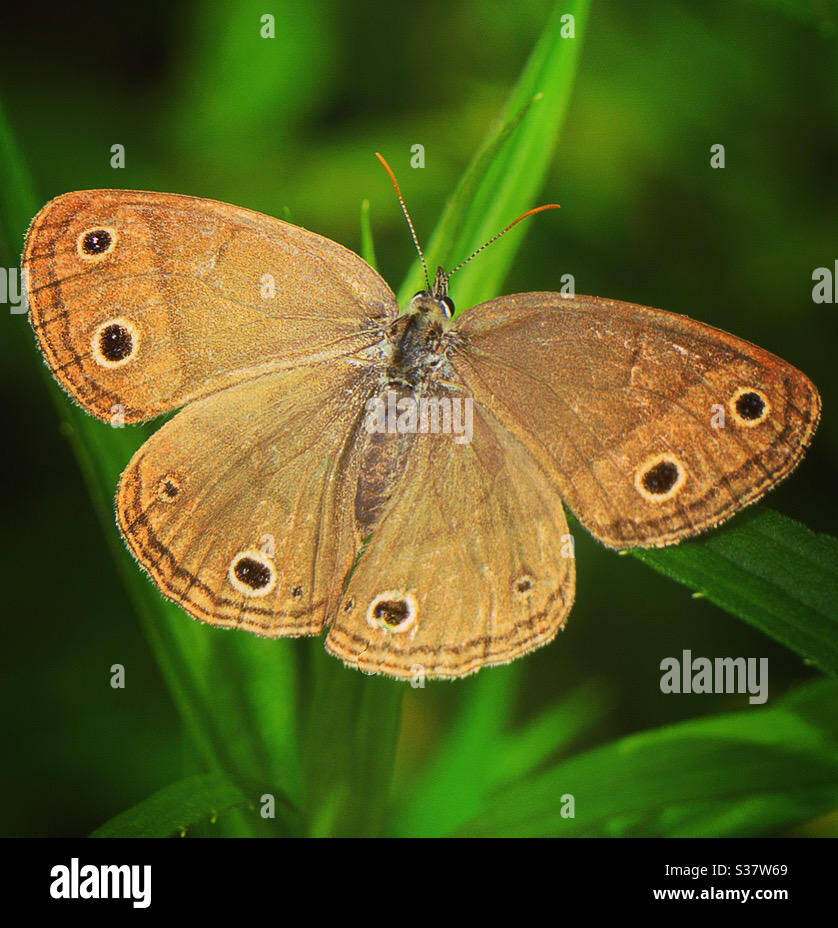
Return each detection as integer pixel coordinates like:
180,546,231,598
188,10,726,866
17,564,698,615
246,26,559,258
385,289,455,391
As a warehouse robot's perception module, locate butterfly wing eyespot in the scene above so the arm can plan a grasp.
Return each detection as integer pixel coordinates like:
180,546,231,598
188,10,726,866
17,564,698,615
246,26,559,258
92,318,139,368
729,387,770,427
366,590,418,632
228,549,278,597
635,454,687,504
156,474,182,502
77,226,118,260
513,574,534,596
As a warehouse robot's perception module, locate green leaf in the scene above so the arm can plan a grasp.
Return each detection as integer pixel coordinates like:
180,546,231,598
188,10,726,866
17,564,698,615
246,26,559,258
390,677,610,837
397,0,591,311
301,649,403,837
632,508,838,677
457,679,838,837
90,773,294,837
389,668,520,837
359,198,377,269
489,680,612,789
0,102,37,257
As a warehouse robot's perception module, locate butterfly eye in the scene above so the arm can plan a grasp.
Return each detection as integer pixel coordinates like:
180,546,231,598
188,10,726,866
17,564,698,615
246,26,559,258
440,296,455,318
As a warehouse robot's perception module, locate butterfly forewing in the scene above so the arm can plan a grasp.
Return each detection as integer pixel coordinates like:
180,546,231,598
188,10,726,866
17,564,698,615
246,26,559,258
23,190,397,423
451,293,821,548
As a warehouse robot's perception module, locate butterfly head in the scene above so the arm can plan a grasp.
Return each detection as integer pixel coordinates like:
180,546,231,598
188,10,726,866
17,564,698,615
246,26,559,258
409,265,455,324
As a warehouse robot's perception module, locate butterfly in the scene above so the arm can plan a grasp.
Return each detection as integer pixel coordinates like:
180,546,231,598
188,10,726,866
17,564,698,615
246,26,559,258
23,157,821,680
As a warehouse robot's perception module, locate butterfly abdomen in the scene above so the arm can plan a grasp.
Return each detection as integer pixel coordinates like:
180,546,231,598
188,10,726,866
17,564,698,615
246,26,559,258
354,424,413,529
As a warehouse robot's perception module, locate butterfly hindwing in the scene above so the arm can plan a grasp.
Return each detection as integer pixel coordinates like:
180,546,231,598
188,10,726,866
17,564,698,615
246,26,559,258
325,402,575,680
116,361,376,635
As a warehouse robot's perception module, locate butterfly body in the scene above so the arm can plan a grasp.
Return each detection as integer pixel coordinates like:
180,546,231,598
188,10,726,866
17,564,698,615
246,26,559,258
354,421,414,529
23,189,821,679
383,294,453,388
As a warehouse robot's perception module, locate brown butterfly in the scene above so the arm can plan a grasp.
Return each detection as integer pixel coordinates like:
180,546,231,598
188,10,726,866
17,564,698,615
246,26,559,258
23,159,821,680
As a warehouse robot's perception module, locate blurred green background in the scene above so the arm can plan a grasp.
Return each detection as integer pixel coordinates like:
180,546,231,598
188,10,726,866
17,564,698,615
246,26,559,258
1,0,837,837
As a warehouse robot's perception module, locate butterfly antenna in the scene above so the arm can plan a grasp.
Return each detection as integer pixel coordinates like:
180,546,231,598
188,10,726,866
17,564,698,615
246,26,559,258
447,203,561,277
375,152,431,291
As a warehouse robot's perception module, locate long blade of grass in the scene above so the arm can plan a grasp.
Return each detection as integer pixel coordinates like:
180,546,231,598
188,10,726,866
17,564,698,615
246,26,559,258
457,679,838,837
388,668,520,837
359,198,377,268
90,773,296,837
390,677,609,837
632,508,838,677
488,679,612,790
369,0,593,836
301,649,403,837
301,5,593,832
397,0,591,310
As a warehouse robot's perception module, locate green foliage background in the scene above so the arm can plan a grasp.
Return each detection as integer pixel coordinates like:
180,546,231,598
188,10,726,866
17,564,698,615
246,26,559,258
1,0,837,837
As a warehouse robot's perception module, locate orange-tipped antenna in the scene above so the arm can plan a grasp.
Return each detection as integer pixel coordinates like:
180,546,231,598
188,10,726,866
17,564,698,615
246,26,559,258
448,203,561,277
376,152,431,291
